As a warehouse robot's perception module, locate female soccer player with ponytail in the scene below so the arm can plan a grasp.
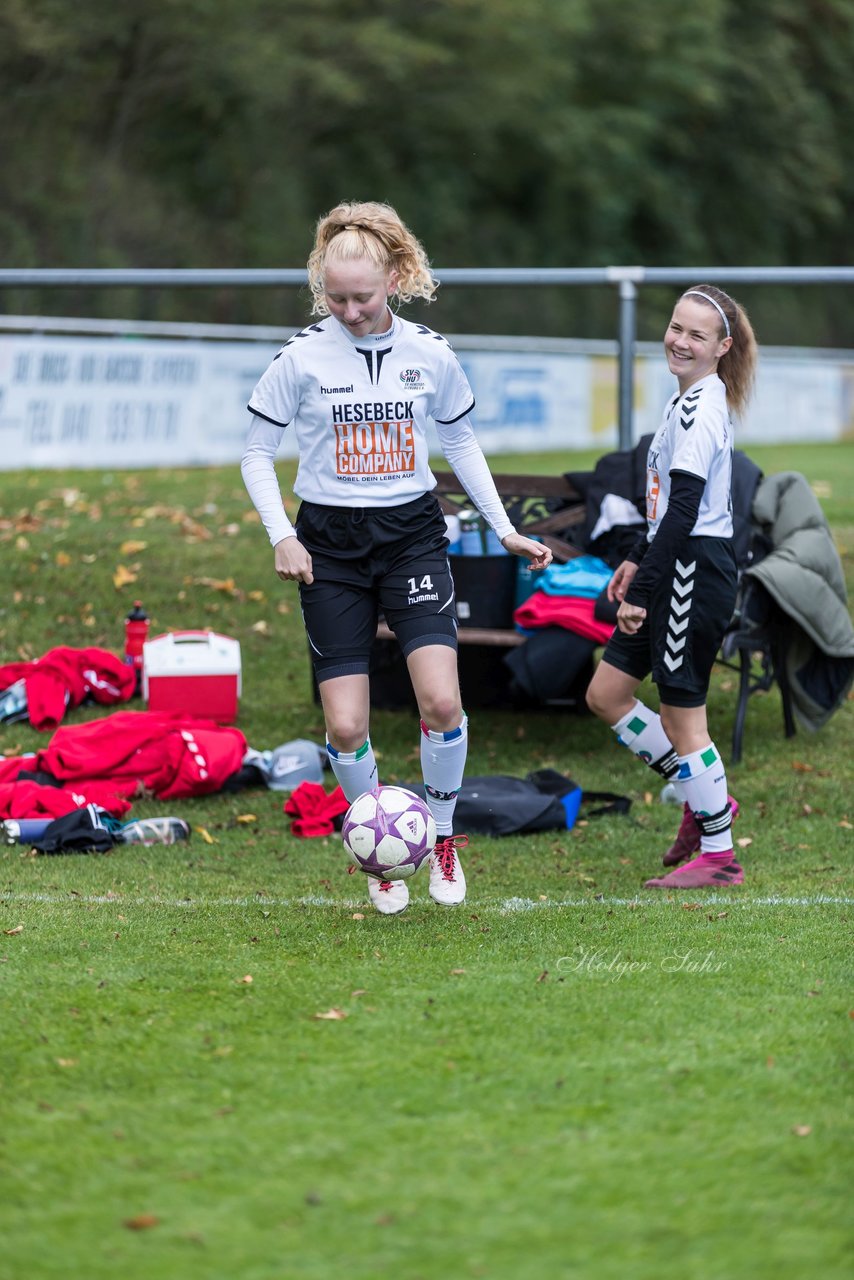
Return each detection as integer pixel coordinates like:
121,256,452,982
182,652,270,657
586,285,758,888
242,201,550,914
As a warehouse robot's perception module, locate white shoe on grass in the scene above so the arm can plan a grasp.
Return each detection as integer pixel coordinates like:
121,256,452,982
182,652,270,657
428,835,468,906
367,876,410,915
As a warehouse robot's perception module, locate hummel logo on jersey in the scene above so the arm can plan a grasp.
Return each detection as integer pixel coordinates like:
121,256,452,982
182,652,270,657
320,384,354,395
680,389,702,431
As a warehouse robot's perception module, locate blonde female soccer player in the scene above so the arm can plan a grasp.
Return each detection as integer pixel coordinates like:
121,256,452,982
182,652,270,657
242,201,550,914
586,284,758,889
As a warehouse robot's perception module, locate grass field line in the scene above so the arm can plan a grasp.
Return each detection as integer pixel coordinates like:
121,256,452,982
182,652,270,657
2,890,851,910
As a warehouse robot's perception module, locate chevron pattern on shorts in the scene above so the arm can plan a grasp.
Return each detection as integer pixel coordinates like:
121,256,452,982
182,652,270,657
663,557,696,671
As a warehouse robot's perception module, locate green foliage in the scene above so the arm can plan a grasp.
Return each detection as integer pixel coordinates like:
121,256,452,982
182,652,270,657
0,445,851,1277
2,0,853,341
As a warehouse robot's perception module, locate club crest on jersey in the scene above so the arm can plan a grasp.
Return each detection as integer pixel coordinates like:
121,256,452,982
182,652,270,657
399,368,424,390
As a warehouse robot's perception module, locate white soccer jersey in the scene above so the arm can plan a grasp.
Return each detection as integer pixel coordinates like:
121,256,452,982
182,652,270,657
644,373,734,541
249,314,476,506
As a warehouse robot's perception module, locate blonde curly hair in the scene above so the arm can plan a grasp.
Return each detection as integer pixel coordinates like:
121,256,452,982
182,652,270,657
307,201,439,317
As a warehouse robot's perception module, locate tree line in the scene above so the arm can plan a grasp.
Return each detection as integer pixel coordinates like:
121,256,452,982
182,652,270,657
2,0,852,345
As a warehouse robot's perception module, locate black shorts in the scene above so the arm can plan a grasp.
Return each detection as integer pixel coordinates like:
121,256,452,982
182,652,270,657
296,494,457,681
602,537,737,708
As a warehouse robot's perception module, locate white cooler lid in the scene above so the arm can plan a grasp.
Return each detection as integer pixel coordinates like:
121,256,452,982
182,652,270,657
143,631,242,678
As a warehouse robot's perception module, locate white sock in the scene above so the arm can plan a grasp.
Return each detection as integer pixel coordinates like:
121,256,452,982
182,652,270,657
420,715,468,838
326,739,378,804
677,743,732,853
611,700,681,784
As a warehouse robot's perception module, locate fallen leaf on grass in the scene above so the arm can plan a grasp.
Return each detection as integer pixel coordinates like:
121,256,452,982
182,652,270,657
123,1214,160,1230
236,975,253,985
643,790,653,805
235,814,257,824
187,575,237,595
4,924,24,935
681,903,702,911
119,540,148,556
450,968,466,976
736,837,753,849
791,761,814,773
178,516,213,541
113,564,138,590
351,912,366,920
250,620,271,635
194,826,215,844
801,803,813,816
350,989,368,998
839,820,852,830
312,1008,347,1020
791,1125,812,1137
55,550,71,567
536,970,549,983
56,1058,78,1068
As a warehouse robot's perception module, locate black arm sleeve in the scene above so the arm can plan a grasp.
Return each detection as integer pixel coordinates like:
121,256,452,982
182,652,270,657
624,471,706,608
625,531,650,566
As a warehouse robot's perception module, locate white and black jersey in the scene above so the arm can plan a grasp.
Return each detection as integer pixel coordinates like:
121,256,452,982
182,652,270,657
642,372,734,543
243,312,514,547
609,371,739,703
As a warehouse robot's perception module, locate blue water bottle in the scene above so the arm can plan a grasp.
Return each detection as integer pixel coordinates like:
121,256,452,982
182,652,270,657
485,528,509,556
459,510,483,556
444,514,462,555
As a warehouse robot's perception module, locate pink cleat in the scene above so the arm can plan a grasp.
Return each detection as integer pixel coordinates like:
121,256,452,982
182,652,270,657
645,852,744,889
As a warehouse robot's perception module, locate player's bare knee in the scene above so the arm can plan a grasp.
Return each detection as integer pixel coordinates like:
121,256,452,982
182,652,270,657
585,679,610,721
419,692,463,732
325,716,369,754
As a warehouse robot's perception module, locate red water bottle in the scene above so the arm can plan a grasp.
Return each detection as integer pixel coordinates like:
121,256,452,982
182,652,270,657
124,601,149,692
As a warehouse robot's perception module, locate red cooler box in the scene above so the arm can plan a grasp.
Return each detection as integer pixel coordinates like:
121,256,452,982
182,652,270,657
142,631,242,723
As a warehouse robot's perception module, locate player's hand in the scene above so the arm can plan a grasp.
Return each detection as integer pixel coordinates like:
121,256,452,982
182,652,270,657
616,601,646,635
502,533,553,570
274,535,314,584
607,559,638,603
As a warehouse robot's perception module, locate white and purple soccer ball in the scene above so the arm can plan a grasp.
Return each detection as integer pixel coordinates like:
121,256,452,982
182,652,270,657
342,785,436,881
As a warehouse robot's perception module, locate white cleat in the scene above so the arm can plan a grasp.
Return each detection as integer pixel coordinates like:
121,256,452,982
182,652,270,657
366,876,410,915
428,835,468,906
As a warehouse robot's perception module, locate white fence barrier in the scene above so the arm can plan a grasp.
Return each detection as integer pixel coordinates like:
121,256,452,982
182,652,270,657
0,329,851,470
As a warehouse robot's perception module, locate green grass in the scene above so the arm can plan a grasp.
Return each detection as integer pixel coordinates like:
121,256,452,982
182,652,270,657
1,444,852,1280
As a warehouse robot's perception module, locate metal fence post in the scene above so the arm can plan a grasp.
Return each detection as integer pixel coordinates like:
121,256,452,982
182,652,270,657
617,278,637,451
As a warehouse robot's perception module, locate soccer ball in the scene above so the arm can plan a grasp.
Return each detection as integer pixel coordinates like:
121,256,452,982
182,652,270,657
342,785,436,880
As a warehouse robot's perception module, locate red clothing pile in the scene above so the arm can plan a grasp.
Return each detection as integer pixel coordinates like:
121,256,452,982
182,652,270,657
513,593,614,644
0,712,247,818
0,647,137,731
284,781,349,836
